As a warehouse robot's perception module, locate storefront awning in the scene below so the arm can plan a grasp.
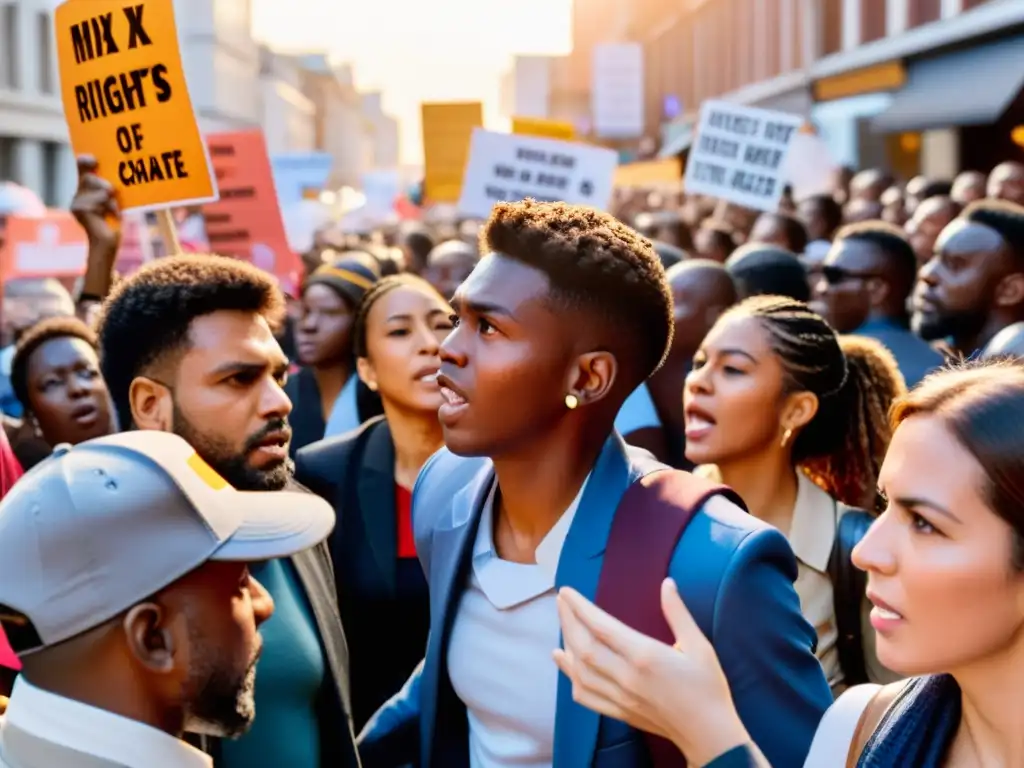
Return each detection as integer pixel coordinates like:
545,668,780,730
871,34,1024,133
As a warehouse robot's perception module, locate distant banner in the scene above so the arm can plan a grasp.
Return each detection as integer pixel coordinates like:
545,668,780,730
614,158,682,188
421,102,483,204
204,131,301,293
54,0,217,211
684,100,802,212
270,151,334,209
457,129,617,219
0,212,88,281
512,117,575,142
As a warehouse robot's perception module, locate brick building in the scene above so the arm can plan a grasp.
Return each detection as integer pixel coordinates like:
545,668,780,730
555,0,1024,177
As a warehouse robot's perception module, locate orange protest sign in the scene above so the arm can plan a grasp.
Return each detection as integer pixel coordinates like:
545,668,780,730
421,102,483,204
203,130,301,293
55,0,217,212
0,212,88,281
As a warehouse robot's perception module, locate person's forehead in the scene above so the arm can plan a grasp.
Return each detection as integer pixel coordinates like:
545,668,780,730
456,253,551,310
936,219,1006,257
672,266,719,295
430,248,475,269
992,164,1024,182
183,311,286,363
371,284,445,321
828,237,882,268
880,414,983,505
33,335,96,364
303,283,346,307
705,312,770,352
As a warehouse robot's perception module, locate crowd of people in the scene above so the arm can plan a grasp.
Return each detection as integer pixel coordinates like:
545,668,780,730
0,156,1021,768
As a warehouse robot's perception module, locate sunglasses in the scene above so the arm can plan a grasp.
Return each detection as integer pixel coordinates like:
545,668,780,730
822,265,882,285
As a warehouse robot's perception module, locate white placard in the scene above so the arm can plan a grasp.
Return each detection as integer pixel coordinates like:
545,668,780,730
457,129,618,219
592,43,644,139
784,132,839,202
684,100,803,212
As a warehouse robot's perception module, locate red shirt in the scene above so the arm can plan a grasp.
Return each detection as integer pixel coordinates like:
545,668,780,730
0,429,22,670
396,484,417,559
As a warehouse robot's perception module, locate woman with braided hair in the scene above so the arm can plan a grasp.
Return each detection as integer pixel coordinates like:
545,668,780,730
684,294,904,691
295,273,453,731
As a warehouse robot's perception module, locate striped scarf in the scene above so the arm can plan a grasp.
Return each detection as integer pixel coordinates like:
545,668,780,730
858,675,960,767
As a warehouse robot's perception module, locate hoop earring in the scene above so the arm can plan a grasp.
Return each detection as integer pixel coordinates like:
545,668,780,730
564,394,579,410
781,428,793,448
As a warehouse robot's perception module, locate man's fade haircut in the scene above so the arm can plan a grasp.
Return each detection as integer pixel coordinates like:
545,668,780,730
11,316,98,412
835,220,919,287
96,255,286,430
479,199,673,384
962,199,1024,265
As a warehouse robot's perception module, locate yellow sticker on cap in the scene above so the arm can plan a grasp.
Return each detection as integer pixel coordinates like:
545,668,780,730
187,453,229,490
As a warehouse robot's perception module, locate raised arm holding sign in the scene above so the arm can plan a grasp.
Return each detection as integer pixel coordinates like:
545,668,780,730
55,0,217,245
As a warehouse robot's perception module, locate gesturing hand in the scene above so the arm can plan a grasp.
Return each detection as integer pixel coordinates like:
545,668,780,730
553,578,751,766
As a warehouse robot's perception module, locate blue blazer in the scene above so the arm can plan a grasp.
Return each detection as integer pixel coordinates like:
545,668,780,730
358,434,831,768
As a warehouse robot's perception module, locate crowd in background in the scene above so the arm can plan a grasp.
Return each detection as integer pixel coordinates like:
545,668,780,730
0,154,1023,768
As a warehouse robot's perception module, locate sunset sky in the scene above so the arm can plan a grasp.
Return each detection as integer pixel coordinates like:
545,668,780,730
251,0,574,165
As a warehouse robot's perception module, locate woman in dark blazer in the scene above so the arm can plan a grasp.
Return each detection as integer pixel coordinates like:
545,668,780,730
287,255,384,455
295,273,453,730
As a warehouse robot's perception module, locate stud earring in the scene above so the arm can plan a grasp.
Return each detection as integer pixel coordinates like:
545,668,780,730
781,428,793,448
565,394,579,410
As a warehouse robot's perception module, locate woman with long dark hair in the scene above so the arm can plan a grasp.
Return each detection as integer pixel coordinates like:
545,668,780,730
296,274,452,730
288,256,382,453
684,296,903,690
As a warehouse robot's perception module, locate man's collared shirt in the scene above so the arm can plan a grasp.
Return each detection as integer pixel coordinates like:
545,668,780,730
447,476,589,768
0,676,211,768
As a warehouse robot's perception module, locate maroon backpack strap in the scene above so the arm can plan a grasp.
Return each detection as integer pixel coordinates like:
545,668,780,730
593,468,747,768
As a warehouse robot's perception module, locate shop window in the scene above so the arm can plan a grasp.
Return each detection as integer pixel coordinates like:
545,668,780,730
821,0,842,57
763,0,781,78
1012,125,1024,150
886,132,922,181
908,0,941,27
790,0,804,69
37,11,53,94
0,137,13,180
42,142,60,207
2,3,18,90
861,0,887,44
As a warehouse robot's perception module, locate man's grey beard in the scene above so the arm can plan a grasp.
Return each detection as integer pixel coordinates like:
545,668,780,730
185,649,259,738
172,402,292,491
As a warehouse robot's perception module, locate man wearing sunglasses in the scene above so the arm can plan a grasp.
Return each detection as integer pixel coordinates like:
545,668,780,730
812,221,943,387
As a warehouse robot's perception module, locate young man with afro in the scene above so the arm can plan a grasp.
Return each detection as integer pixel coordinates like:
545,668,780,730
358,200,830,768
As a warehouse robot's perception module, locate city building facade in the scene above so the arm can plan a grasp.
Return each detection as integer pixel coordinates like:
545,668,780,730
260,45,316,155
297,55,374,188
361,91,400,171
173,0,262,133
560,0,1023,177
0,0,75,207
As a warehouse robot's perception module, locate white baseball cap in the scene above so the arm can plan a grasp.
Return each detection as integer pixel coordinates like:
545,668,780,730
0,430,335,656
